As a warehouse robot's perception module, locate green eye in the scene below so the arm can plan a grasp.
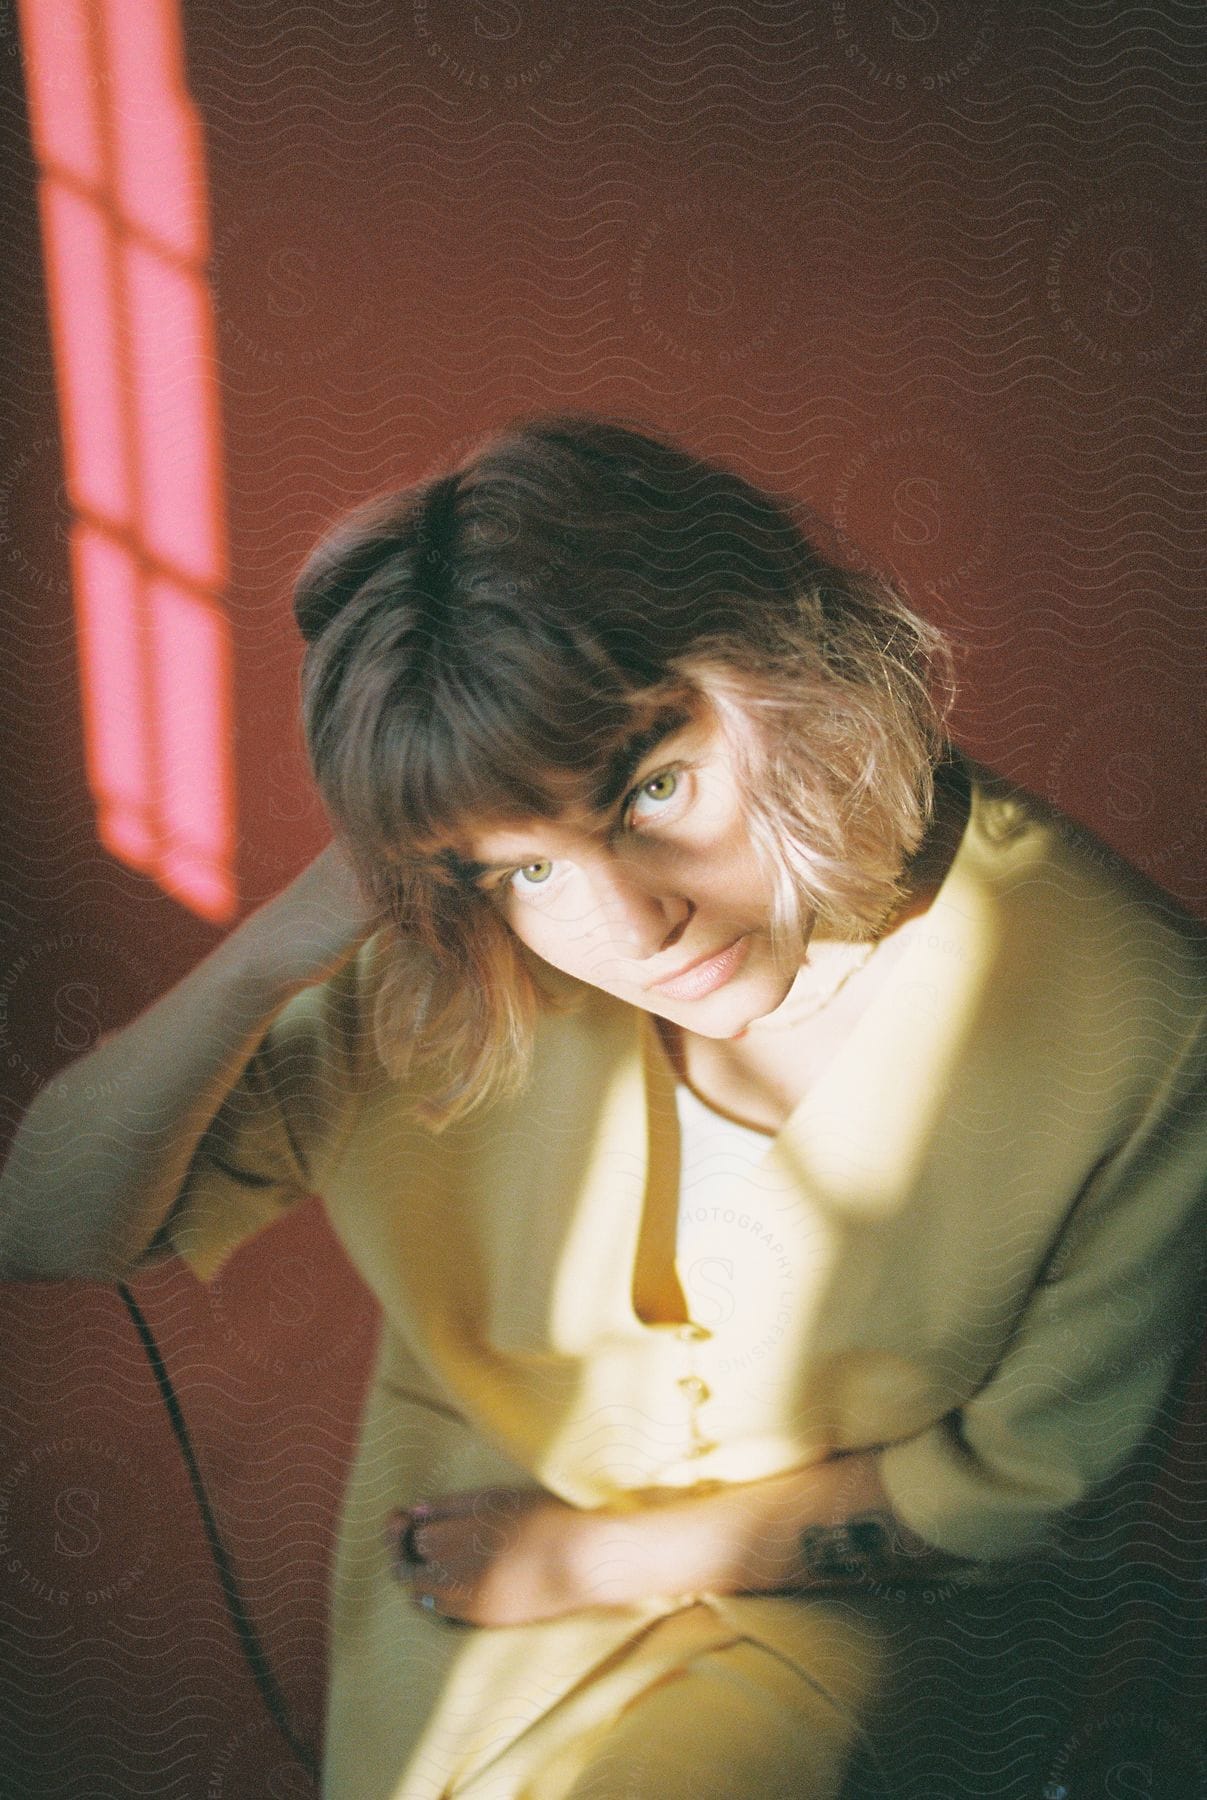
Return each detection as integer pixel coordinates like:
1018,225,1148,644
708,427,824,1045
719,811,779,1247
515,860,553,885
643,771,678,802
628,769,680,820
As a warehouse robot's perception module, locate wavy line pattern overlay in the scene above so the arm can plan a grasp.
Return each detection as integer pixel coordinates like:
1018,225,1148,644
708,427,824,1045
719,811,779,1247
1,3,1204,1796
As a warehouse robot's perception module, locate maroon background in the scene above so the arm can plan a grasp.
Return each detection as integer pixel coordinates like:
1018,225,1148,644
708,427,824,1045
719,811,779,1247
1,3,1204,1795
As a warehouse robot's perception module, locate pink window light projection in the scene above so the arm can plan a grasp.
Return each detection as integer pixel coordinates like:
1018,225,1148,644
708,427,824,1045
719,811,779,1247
69,526,153,863
18,0,236,922
36,182,132,528
101,0,208,260
148,579,235,918
124,240,226,588
17,0,104,186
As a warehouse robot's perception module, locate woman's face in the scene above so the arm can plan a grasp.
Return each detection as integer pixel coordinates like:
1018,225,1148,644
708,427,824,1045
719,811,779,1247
458,705,812,1039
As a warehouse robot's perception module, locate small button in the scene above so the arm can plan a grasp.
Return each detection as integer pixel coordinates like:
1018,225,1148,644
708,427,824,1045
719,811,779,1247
677,1375,711,1403
675,1323,711,1343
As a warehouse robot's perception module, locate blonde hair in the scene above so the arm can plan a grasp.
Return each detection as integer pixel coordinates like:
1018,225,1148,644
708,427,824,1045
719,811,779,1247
294,412,954,1127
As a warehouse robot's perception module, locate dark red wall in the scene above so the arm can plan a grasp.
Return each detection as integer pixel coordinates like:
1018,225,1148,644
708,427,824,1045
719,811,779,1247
1,4,1204,1794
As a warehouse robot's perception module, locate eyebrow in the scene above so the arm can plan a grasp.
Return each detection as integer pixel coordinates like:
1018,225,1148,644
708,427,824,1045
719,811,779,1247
439,847,506,885
442,707,694,886
588,706,693,813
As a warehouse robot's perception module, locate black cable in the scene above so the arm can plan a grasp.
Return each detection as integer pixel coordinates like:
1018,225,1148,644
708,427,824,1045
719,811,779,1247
115,1282,320,1786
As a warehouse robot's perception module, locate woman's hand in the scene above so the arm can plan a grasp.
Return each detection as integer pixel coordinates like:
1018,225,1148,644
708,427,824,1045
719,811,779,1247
382,1478,800,1627
247,839,379,993
383,1459,967,1627
384,1487,598,1627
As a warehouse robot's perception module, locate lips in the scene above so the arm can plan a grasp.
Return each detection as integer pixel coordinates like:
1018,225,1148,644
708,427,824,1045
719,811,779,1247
647,934,750,1002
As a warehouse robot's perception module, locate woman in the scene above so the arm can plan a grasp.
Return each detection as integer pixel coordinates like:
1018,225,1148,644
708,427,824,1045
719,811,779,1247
2,414,1204,1798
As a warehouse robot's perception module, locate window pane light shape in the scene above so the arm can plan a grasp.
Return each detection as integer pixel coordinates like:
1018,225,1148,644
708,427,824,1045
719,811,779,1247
18,0,104,187
147,579,235,922
18,0,238,923
36,182,132,529
124,241,226,589
99,0,207,260
69,524,154,866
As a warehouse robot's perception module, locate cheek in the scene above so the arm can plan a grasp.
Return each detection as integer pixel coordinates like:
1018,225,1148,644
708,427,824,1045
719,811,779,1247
499,899,636,991
498,900,580,975
504,911,555,963
670,833,769,909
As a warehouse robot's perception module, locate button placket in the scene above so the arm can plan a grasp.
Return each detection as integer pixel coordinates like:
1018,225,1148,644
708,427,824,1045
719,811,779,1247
673,1324,717,1462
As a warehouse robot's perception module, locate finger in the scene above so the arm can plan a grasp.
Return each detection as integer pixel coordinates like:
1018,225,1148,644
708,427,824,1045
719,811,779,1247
398,1522,469,1589
410,1517,485,1570
403,1521,436,1568
409,1565,453,1597
382,1513,432,1576
412,1486,513,1523
380,1490,477,1546
411,1584,465,1624
382,1509,422,1558
401,1519,429,1568
392,1537,455,1585
387,1513,479,1578
427,1491,545,1567
408,1563,473,1619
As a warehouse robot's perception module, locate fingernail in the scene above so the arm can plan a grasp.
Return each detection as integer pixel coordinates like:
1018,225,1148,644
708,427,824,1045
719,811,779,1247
410,1501,431,1521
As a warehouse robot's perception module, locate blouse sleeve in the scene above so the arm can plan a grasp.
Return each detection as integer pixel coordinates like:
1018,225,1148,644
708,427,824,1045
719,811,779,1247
877,997,1207,1564
139,938,377,1288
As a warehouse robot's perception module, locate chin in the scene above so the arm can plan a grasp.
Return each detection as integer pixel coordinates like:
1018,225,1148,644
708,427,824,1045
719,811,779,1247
672,978,795,1041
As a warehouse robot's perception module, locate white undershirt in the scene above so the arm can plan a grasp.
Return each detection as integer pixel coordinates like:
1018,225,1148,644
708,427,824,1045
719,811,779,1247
674,1078,774,1176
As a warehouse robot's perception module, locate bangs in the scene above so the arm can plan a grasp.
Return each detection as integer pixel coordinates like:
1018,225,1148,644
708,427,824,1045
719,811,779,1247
352,627,692,871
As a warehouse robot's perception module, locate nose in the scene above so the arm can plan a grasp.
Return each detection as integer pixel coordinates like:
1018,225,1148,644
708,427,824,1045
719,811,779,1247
584,858,692,960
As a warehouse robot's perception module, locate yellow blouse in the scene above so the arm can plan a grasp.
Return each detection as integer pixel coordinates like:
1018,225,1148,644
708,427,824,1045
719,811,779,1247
152,757,1207,1797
